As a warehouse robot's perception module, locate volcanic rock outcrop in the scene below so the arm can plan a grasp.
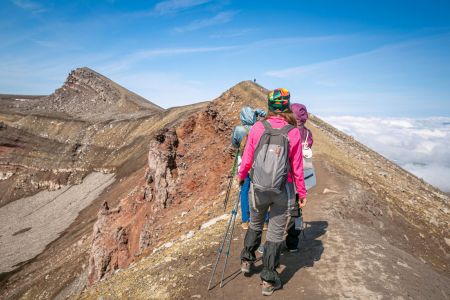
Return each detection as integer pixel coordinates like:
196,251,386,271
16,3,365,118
86,102,233,285
87,128,181,284
144,129,179,208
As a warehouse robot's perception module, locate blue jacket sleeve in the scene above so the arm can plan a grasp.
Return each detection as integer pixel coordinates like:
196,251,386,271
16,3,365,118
232,126,248,148
255,108,267,118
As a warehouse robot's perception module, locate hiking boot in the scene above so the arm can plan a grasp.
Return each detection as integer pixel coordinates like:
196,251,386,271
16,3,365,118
261,278,282,296
263,223,269,231
241,222,249,230
282,241,298,253
288,247,299,253
240,260,253,274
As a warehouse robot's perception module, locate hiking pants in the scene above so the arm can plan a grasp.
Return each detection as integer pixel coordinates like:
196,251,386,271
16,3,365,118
241,175,269,223
240,182,294,283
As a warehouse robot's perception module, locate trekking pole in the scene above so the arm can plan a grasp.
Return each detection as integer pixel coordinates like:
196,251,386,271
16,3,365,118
219,194,240,287
223,148,240,212
207,191,241,290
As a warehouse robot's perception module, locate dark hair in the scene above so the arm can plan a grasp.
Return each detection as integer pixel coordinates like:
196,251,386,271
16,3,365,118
267,111,297,127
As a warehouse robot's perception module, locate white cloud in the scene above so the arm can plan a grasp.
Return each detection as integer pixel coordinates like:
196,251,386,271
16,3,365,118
129,46,236,58
154,0,211,15
174,11,238,33
403,163,450,193
99,46,238,73
323,116,450,192
11,0,46,14
209,28,258,39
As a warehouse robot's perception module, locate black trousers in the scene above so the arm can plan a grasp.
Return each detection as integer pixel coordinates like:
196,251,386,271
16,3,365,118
285,217,301,250
240,228,283,283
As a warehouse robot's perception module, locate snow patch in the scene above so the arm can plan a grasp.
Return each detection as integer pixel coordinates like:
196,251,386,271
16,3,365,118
200,214,229,230
0,171,14,180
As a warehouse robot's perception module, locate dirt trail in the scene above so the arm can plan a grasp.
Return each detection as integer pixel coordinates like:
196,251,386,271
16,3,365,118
187,155,450,299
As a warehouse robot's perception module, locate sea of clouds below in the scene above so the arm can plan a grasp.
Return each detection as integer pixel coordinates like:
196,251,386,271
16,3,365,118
321,116,450,193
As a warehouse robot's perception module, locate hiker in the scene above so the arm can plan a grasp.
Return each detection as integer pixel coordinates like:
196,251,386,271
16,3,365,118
285,103,314,252
231,106,269,230
238,88,307,296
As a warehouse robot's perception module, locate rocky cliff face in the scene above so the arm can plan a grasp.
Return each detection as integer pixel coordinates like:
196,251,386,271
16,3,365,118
145,129,180,208
87,128,181,285
86,101,233,285
0,68,167,206
0,68,204,298
0,119,87,205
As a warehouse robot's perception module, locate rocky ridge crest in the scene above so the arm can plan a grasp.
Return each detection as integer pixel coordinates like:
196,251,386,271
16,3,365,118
30,67,163,120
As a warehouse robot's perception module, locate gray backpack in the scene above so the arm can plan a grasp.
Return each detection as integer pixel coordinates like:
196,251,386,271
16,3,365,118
250,120,294,193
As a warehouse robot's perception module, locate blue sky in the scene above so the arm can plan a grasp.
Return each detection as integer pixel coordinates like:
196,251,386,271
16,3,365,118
1,0,450,116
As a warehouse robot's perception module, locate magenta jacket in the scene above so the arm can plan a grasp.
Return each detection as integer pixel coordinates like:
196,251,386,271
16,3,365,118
238,116,307,199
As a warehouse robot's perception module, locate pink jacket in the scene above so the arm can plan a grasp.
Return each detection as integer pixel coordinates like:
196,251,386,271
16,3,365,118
238,116,307,199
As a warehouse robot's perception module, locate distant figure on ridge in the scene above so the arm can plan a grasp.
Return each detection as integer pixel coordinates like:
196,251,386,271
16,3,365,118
238,88,307,296
253,78,256,83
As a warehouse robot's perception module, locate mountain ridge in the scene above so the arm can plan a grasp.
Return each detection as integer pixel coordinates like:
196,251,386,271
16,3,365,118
1,67,164,121
0,69,448,299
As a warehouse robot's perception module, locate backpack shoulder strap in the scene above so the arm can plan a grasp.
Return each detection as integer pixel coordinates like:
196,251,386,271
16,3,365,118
261,120,272,131
279,124,295,135
239,127,250,151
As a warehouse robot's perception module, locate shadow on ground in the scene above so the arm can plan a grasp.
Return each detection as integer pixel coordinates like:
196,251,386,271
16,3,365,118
280,220,327,285
219,220,328,288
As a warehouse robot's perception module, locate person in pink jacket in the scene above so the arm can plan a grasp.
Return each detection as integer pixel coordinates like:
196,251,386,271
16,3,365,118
238,88,307,296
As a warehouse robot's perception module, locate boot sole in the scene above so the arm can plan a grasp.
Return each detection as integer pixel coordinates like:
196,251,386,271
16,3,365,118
240,262,253,274
262,282,282,296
